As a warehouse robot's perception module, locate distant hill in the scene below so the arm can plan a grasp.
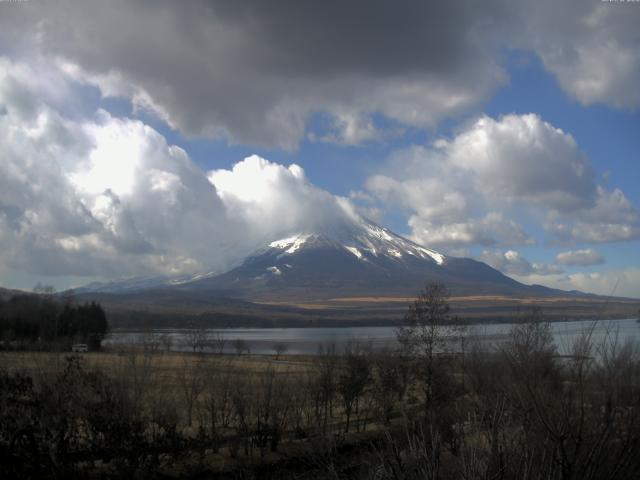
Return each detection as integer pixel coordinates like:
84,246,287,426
0,286,29,300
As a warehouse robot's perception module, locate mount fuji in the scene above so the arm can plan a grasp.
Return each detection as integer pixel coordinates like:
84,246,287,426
166,217,556,301
71,215,640,327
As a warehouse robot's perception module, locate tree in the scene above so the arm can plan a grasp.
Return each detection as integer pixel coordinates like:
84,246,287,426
396,283,464,412
187,325,208,353
233,338,249,355
57,301,108,349
201,362,234,451
372,348,406,423
273,342,288,359
396,283,451,355
178,357,206,427
32,283,56,296
315,343,338,435
159,333,173,352
212,332,225,355
338,342,371,432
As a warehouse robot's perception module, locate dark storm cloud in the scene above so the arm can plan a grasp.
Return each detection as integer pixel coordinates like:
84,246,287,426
1,0,637,149
0,0,514,148
207,1,509,76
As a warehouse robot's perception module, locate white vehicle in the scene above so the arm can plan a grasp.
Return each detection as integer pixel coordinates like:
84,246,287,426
71,343,89,353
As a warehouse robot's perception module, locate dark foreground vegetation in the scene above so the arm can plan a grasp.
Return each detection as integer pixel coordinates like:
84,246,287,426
2,284,640,479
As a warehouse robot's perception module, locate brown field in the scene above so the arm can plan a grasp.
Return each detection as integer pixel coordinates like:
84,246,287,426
314,294,639,305
255,294,640,324
0,349,317,380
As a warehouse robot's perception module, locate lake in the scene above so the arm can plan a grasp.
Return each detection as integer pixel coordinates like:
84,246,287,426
104,317,639,355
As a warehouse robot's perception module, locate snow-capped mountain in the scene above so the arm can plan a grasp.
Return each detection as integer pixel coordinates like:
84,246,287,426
69,215,635,324
69,216,636,327
267,217,445,266
74,214,564,301
173,217,539,300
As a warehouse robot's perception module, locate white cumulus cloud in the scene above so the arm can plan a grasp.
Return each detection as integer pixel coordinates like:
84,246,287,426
513,269,640,300
0,57,358,286
556,249,605,266
364,113,639,251
480,250,562,277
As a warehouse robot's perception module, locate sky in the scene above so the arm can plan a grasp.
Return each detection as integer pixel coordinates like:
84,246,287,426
0,0,639,297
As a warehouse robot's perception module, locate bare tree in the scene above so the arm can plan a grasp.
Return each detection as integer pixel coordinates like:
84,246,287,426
338,341,371,433
178,356,206,427
273,342,288,359
233,338,249,356
32,283,56,296
187,325,209,353
140,329,161,355
211,332,225,355
229,373,254,456
372,347,405,424
115,350,156,414
313,342,338,435
253,366,292,456
396,283,465,413
159,333,173,353
200,361,234,451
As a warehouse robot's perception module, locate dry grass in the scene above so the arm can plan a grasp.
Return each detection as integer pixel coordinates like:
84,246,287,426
0,349,316,379
327,294,640,304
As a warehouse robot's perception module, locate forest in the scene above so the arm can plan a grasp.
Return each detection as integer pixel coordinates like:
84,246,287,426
0,293,109,351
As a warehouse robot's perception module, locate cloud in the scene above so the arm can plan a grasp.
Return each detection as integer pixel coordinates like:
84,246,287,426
546,187,640,243
1,0,636,149
308,110,384,146
408,213,534,251
512,269,640,299
477,249,640,298
556,249,605,266
526,1,640,109
563,269,640,299
480,250,562,277
0,0,509,150
437,114,596,211
0,58,233,278
207,155,355,241
364,113,639,250
0,57,357,284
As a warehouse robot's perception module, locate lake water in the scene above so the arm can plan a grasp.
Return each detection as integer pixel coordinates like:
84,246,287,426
104,318,639,355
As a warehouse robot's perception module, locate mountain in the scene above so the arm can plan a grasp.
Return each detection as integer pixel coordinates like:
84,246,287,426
71,273,219,295
0,286,28,300
71,217,640,326
171,217,560,301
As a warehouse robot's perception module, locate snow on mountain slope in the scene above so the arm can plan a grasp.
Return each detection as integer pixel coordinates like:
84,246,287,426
265,217,445,266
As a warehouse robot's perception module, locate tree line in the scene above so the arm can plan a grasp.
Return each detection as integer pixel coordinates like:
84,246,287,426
0,292,108,350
